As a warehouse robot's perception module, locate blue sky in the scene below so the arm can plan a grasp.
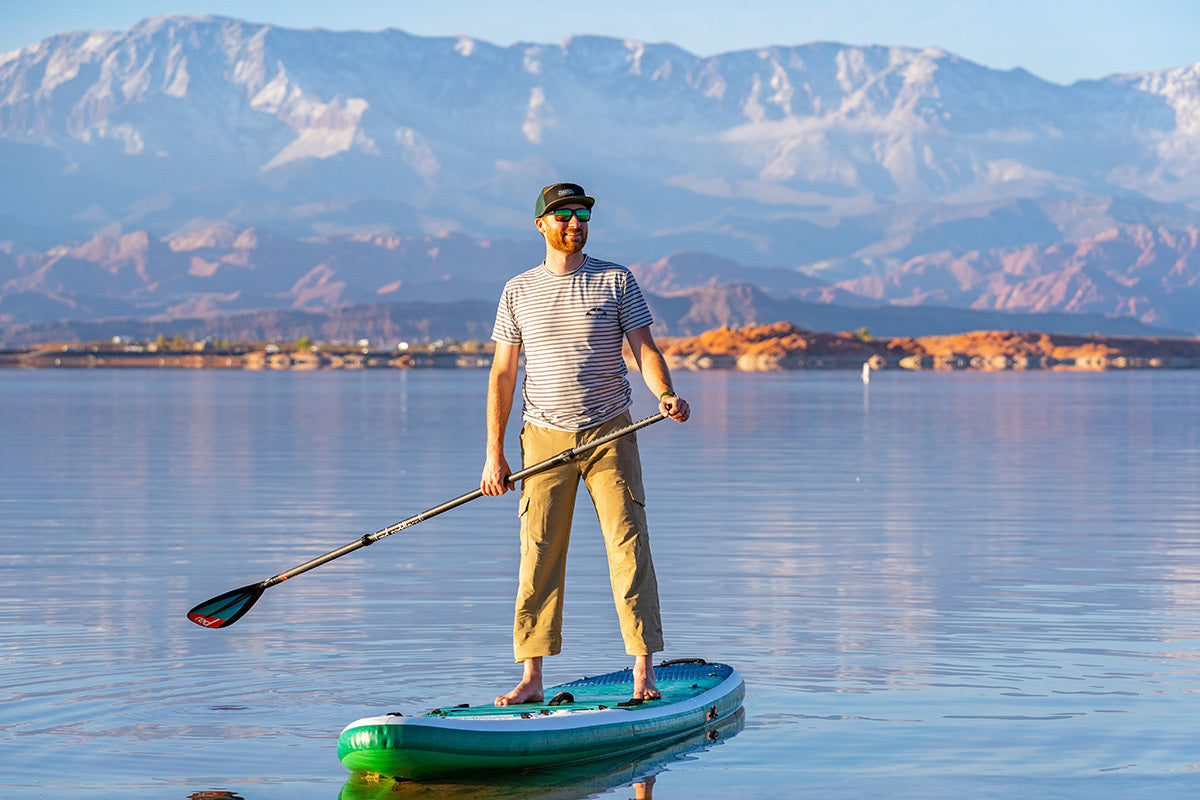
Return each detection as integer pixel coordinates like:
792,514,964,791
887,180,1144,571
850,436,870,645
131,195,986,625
2,0,1196,85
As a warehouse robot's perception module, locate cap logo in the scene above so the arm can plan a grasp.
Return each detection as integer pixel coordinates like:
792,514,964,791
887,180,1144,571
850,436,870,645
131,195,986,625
557,188,575,197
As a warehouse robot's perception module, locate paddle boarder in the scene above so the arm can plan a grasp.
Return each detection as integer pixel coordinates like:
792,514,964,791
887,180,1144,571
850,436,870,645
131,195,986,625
481,182,690,706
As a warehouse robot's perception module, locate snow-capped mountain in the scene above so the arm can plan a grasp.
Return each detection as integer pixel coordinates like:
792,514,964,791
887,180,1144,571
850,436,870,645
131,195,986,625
2,15,1200,333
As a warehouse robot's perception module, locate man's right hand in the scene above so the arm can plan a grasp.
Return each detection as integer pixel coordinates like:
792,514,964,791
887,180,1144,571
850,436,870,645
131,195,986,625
481,452,513,495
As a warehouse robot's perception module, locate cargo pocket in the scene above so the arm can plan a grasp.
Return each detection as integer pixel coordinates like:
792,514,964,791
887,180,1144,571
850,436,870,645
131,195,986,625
612,475,646,510
518,494,532,558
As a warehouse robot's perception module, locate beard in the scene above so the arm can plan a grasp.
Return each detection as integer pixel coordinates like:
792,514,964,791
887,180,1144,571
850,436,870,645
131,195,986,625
543,223,587,255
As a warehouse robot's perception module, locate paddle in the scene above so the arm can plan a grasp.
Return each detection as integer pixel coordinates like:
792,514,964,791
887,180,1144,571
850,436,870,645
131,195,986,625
187,412,667,628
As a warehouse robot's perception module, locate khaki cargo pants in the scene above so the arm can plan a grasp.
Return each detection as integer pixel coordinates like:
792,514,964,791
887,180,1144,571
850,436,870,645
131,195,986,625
513,411,664,662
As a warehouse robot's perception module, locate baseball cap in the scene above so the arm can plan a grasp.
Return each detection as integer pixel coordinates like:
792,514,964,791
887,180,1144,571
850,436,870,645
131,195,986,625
535,183,595,218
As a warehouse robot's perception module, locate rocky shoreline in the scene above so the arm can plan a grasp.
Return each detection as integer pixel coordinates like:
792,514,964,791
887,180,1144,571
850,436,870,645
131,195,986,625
4,323,1200,371
659,323,1200,371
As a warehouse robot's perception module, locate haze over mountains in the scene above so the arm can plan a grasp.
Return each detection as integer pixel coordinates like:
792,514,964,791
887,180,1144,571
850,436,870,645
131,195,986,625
2,15,1199,341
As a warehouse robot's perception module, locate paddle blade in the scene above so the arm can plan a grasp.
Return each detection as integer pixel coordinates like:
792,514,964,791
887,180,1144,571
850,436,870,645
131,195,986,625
187,584,265,628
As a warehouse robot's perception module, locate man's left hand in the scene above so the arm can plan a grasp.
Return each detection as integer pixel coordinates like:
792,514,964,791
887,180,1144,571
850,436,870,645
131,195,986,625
660,394,690,422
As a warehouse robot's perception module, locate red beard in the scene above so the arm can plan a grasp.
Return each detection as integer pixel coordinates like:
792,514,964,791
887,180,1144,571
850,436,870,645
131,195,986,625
543,221,587,254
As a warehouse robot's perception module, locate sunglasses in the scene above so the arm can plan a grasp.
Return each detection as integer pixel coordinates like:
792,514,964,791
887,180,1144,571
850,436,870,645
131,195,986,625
549,208,591,222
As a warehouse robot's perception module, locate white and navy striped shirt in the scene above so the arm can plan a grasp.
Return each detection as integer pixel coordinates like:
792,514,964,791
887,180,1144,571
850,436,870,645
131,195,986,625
492,256,654,432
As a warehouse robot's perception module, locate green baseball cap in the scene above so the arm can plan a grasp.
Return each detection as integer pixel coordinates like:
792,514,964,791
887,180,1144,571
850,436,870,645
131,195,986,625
535,183,595,218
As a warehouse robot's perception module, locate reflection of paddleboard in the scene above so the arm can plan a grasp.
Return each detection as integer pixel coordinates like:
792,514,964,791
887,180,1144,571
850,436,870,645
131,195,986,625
338,659,744,780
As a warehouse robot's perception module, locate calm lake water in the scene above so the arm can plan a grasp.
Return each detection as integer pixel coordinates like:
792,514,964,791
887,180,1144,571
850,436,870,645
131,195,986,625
2,367,1198,799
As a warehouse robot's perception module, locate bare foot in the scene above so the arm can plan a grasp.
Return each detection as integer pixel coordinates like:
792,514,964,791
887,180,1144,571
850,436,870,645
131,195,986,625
495,677,544,706
496,656,544,706
632,655,661,700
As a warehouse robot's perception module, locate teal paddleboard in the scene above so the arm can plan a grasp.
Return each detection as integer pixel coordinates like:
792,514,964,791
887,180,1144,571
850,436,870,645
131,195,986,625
337,659,744,779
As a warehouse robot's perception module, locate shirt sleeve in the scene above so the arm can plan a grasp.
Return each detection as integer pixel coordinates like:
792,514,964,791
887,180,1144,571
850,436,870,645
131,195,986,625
491,284,522,345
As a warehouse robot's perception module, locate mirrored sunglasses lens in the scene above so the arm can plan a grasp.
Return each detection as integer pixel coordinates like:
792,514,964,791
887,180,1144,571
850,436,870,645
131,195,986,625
552,209,590,221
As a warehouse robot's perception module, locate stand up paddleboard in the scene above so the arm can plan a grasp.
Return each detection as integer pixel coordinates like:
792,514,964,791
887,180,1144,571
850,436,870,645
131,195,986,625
338,659,744,779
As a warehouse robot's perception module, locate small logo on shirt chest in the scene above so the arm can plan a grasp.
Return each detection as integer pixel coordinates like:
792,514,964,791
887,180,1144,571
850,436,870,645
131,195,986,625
585,307,609,319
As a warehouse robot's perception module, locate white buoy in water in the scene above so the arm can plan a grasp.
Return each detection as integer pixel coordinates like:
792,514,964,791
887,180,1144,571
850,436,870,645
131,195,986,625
862,362,870,385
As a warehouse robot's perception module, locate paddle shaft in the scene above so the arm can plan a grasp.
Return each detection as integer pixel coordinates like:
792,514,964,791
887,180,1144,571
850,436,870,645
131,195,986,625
258,412,667,590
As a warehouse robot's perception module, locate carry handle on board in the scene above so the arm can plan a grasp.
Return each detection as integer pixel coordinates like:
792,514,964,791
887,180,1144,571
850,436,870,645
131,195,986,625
187,412,667,629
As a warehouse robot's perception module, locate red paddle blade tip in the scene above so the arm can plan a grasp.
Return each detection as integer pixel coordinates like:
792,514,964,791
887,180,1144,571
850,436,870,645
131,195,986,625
187,610,232,628
187,585,263,629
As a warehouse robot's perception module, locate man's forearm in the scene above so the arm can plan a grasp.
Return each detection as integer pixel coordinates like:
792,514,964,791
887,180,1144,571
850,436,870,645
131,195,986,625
486,343,520,456
635,340,674,398
486,371,515,454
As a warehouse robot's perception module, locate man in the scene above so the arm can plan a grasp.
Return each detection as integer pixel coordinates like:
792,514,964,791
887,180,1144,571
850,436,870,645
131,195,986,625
481,182,690,706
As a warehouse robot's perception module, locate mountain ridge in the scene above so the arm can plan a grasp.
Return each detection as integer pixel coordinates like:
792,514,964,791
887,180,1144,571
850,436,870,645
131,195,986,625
4,220,1198,335
4,16,1197,241
0,277,1181,350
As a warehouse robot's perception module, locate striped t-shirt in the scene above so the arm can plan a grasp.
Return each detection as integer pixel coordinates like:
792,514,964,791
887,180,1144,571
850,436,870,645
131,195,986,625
492,255,654,432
